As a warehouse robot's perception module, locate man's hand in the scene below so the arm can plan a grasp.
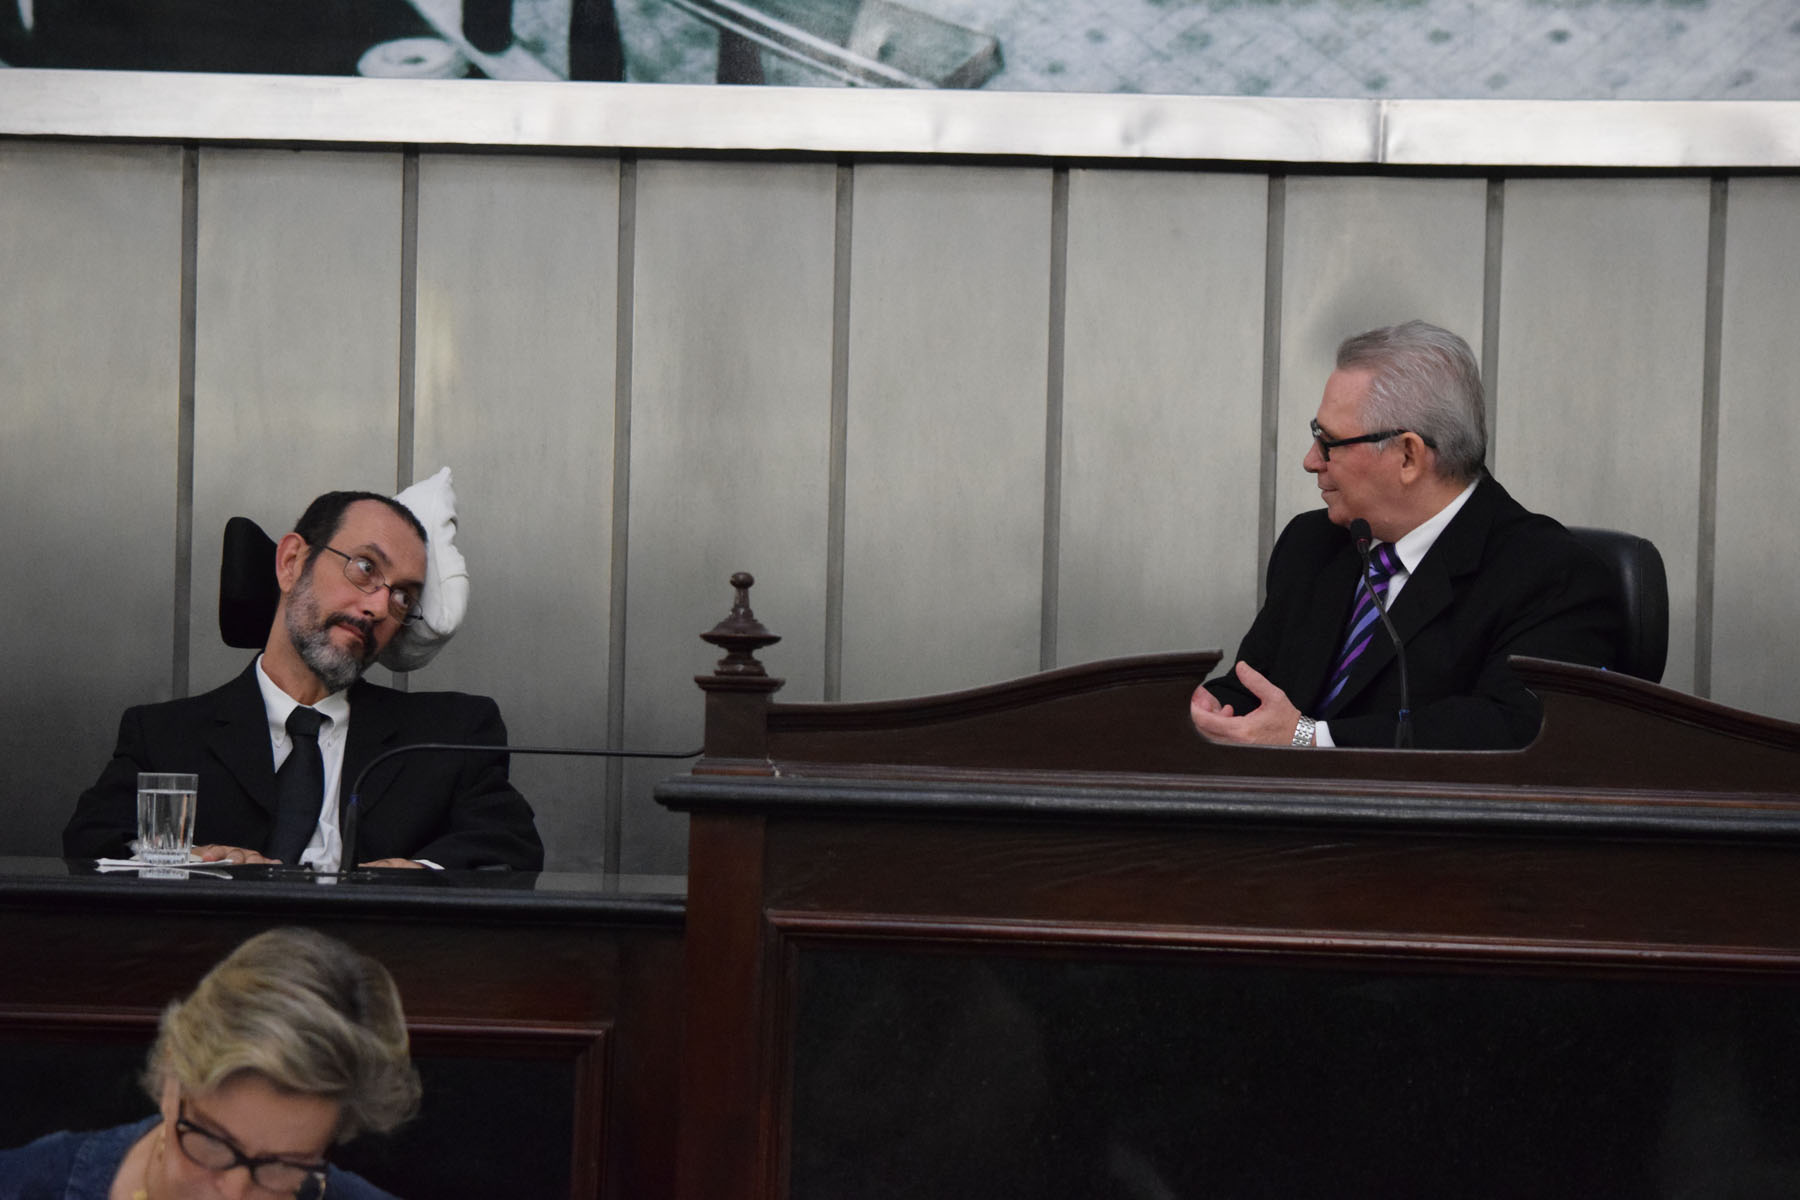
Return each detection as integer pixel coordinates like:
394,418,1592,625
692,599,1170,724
1189,662,1308,747
195,844,278,866
358,857,425,869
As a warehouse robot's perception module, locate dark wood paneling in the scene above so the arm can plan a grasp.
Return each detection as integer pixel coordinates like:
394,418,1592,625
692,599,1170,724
666,642,1800,1200
0,868,683,1200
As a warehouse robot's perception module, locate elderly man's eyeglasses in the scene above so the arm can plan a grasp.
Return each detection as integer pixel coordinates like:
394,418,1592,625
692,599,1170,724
1310,418,1437,463
318,545,422,625
174,1099,330,1198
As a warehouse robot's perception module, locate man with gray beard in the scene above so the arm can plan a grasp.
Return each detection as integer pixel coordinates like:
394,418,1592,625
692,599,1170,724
64,491,542,871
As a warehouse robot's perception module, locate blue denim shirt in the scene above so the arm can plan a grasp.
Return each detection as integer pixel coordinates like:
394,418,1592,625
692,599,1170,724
0,1116,400,1199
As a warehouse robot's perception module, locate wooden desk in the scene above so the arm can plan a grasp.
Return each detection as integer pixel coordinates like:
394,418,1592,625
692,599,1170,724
0,861,684,1200
664,594,1800,1200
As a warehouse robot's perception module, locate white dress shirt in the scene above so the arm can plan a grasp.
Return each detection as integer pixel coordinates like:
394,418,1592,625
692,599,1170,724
255,655,352,871
1315,477,1481,747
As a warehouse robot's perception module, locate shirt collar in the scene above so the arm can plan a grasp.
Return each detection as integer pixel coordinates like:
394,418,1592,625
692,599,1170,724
254,654,352,739
1383,476,1481,574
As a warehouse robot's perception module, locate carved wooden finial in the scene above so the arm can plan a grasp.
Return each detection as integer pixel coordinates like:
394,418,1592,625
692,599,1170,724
696,573,784,765
700,572,781,677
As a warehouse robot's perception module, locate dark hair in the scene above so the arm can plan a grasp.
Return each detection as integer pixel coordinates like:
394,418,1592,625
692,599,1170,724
291,492,428,564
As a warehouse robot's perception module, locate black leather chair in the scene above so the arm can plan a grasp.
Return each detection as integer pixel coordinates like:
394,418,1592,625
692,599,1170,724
1568,526,1669,684
219,516,279,650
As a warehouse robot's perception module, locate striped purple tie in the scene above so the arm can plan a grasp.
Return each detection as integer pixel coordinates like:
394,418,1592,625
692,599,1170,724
1317,541,1405,714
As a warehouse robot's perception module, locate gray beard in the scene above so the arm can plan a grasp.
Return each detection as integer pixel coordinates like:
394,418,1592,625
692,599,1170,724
291,623,365,693
286,573,374,694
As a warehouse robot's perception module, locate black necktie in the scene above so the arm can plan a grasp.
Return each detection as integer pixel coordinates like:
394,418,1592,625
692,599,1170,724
267,707,328,864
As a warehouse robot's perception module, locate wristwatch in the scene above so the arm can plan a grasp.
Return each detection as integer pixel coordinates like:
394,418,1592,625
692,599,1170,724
1292,715,1317,747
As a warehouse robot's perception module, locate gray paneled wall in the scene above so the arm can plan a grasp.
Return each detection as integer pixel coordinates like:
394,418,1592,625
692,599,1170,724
621,157,838,870
1494,178,1713,698
1,141,184,861
842,163,1053,700
3,137,1795,872
1058,169,1267,666
410,152,622,868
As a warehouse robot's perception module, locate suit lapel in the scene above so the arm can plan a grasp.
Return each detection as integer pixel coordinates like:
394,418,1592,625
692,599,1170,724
342,682,403,828
1324,477,1501,715
1300,540,1366,712
204,663,279,815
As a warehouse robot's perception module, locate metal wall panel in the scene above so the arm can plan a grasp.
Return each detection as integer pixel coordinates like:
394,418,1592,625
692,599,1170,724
188,148,406,695
840,163,1053,701
622,159,838,872
410,152,620,871
1058,168,1268,668
1276,177,1490,535
1495,178,1711,695
1712,178,1800,721
0,142,184,855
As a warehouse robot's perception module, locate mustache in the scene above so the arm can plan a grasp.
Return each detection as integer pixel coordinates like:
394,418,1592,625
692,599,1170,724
325,613,378,659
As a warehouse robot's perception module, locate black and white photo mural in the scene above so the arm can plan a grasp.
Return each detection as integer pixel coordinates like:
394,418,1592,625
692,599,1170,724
1,0,1796,97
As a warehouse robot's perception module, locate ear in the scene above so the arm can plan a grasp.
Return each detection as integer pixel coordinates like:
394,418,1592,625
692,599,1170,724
274,531,311,595
1396,432,1433,482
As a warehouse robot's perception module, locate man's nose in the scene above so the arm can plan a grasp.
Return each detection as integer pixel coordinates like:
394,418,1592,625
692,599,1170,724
1303,439,1325,473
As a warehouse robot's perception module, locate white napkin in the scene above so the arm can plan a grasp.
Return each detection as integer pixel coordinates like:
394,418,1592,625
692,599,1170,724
378,466,470,672
95,857,232,879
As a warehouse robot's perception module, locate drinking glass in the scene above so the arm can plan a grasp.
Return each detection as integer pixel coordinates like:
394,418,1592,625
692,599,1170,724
136,773,198,865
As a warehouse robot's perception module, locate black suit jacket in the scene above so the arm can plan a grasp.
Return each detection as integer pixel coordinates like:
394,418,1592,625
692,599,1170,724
1204,475,1623,749
64,663,544,869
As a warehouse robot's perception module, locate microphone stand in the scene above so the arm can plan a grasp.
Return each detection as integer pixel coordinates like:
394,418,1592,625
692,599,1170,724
1350,520,1413,749
340,742,701,876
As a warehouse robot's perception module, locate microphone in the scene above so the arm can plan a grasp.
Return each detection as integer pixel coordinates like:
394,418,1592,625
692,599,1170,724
341,742,701,872
1348,518,1413,749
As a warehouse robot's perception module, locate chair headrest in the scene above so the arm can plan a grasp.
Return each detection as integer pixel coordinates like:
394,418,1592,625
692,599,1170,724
219,516,279,650
1567,526,1669,684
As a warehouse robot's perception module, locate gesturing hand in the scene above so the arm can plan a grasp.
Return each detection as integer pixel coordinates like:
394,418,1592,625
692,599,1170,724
1189,662,1308,747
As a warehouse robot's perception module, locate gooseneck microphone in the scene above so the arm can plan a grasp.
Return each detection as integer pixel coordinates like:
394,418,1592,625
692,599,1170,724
341,742,702,871
1349,518,1414,749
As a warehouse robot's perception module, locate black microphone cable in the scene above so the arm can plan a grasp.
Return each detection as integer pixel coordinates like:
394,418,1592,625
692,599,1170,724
342,742,702,871
1349,518,1413,749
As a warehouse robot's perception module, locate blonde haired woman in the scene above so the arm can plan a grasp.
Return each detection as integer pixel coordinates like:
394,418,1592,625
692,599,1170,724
0,927,420,1199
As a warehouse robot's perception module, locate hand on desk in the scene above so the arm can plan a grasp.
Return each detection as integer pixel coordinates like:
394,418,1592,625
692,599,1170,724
196,846,422,869
1190,662,1306,747
196,844,277,866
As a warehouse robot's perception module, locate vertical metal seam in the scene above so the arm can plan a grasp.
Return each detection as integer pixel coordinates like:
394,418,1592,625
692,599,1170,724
1694,176,1727,699
1257,174,1285,604
174,144,199,698
396,151,419,493
391,150,420,694
603,155,637,875
1482,178,1504,468
1040,166,1069,672
824,162,853,702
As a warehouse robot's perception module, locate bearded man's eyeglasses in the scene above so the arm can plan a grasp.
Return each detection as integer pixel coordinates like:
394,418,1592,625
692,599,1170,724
318,545,422,625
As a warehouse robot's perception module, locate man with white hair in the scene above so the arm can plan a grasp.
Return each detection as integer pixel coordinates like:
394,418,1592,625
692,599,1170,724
1191,320,1623,750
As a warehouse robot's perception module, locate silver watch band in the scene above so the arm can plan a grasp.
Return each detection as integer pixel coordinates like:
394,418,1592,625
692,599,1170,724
1292,715,1317,747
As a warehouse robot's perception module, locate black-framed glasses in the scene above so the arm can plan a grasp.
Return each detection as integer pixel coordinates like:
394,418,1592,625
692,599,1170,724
318,545,422,625
1310,418,1436,462
174,1099,330,1198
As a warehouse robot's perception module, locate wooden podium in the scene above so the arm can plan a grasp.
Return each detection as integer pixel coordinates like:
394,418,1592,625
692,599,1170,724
662,576,1800,1200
